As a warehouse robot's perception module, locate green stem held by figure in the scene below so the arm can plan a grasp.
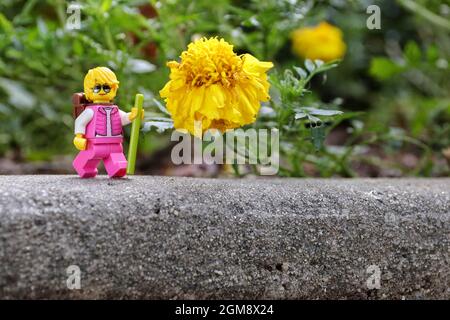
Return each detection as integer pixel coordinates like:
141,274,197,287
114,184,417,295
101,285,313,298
127,94,144,175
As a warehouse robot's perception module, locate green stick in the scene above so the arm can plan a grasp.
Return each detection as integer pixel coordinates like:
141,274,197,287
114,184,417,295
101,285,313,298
127,93,144,175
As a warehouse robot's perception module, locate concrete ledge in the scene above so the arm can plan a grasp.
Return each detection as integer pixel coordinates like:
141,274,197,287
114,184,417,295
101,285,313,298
0,175,449,299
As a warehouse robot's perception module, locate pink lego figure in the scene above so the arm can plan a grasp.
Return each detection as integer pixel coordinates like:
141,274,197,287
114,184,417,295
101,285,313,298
72,67,143,178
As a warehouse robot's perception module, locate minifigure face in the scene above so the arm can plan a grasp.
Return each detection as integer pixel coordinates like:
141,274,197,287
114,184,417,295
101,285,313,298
89,82,117,103
84,67,120,103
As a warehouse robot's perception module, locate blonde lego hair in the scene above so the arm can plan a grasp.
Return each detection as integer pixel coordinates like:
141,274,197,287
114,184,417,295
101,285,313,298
83,67,120,101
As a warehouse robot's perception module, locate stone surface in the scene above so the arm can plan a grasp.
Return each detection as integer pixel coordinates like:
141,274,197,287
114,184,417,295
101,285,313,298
0,175,448,299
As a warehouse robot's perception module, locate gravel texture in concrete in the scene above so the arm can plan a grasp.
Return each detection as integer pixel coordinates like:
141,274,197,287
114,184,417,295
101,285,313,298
0,175,449,299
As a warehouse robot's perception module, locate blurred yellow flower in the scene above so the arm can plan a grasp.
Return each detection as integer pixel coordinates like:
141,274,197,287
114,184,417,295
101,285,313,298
291,22,346,62
160,37,273,136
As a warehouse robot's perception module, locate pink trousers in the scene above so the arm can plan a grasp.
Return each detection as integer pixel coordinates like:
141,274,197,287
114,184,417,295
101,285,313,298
73,142,127,178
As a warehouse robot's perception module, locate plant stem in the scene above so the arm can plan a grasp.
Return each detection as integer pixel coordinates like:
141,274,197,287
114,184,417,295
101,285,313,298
231,163,241,177
103,24,117,52
397,0,450,31
55,0,66,28
127,94,144,175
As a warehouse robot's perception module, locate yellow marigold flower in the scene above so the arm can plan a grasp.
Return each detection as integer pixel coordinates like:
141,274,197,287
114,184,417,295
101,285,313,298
160,37,273,136
291,22,346,62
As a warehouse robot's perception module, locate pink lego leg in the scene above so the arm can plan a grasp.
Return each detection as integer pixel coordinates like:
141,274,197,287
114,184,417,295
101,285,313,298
103,144,128,178
73,148,101,178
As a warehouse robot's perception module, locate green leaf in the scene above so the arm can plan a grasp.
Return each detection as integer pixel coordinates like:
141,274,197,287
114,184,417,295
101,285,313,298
426,45,439,63
315,60,339,73
36,18,48,36
311,125,326,150
369,57,404,81
305,59,315,72
293,66,307,79
307,114,321,124
0,78,36,108
0,13,13,34
142,120,174,133
314,59,324,68
242,16,260,27
152,98,170,115
305,107,343,116
127,59,156,73
404,41,421,64
294,112,307,119
100,0,113,13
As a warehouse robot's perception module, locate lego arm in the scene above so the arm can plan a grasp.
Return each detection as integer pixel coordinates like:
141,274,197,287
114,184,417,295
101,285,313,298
120,108,145,126
119,110,132,126
73,108,94,151
74,109,94,135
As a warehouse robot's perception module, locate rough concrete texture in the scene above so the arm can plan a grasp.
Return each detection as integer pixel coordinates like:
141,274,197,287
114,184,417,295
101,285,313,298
0,175,448,299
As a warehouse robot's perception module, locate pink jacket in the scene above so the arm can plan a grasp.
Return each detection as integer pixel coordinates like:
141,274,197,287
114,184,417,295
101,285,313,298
74,104,131,144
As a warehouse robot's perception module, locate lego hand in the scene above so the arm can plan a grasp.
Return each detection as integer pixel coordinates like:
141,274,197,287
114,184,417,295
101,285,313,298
128,107,145,121
73,134,87,151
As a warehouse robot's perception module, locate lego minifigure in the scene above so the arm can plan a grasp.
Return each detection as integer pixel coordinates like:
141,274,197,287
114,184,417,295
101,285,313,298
72,67,143,178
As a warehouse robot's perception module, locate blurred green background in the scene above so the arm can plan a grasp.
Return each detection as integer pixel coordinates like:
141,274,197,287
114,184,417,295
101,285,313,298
0,0,449,177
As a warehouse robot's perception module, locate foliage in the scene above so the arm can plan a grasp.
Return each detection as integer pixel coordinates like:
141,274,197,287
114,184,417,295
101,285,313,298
253,59,351,177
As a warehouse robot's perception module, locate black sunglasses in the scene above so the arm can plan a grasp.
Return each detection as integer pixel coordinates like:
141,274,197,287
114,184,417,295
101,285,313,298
93,84,111,93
